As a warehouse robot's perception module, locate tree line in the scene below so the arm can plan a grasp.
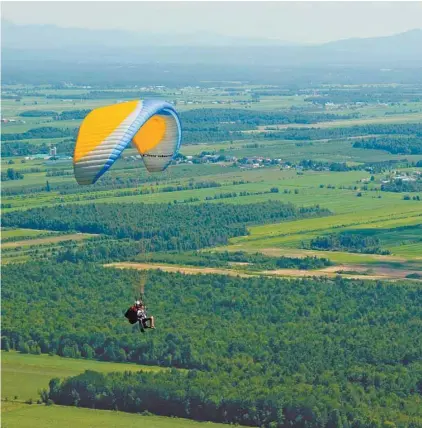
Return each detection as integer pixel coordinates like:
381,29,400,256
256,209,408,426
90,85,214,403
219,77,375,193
181,108,356,129
353,137,422,155
2,201,330,252
264,123,422,140
304,86,422,104
1,168,24,181
1,126,77,141
382,178,422,193
304,233,390,255
139,250,333,271
1,139,74,157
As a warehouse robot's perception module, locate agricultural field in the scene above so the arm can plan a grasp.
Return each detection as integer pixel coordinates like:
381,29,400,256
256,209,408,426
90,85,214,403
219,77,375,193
1,352,226,428
1,351,164,402
1,405,229,428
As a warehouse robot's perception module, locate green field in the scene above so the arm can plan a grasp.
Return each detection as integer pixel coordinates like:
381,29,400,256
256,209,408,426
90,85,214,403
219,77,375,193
1,228,52,240
0,168,411,211
1,404,229,428
1,351,164,402
1,352,229,428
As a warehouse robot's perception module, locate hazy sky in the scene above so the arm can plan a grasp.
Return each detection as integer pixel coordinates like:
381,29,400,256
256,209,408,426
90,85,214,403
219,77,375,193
2,1,422,43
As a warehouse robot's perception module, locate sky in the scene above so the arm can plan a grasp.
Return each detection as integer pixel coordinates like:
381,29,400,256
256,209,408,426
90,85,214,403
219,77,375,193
2,1,422,44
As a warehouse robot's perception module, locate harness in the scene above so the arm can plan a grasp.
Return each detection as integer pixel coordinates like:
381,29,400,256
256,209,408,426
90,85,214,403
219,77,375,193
124,305,139,324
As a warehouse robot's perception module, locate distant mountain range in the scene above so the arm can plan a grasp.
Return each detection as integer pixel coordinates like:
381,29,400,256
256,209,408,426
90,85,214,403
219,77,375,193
2,20,422,68
1,20,300,48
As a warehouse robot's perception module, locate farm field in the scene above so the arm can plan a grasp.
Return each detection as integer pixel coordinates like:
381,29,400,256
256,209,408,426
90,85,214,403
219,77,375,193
2,161,421,277
1,351,165,402
1,232,96,249
1,404,230,428
1,228,53,240
0,167,415,211
1,354,226,428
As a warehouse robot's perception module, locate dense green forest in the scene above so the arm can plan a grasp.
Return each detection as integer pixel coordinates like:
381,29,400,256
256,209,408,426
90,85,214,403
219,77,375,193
306,233,390,255
57,109,92,120
1,126,77,141
2,201,329,252
2,262,422,427
353,137,422,154
18,109,91,119
181,108,357,128
2,140,58,157
19,109,57,117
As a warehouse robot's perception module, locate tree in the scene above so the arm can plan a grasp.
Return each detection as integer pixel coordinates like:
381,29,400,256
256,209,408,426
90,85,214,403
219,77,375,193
18,341,30,354
1,336,10,351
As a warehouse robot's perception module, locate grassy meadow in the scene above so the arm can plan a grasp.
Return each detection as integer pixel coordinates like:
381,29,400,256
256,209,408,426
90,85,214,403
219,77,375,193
1,352,227,428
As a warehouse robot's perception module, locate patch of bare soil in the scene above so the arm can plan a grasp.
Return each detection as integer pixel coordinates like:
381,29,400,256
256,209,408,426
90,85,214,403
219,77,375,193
106,262,252,278
106,262,420,282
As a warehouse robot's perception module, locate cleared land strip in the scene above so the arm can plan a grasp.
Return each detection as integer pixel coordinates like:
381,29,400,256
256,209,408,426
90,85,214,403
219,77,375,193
106,261,421,281
107,262,252,278
244,112,422,132
1,233,97,249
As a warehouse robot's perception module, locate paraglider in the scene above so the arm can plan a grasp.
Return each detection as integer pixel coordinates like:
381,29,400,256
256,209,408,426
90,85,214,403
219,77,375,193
73,99,182,185
125,299,155,333
125,278,155,333
73,99,182,333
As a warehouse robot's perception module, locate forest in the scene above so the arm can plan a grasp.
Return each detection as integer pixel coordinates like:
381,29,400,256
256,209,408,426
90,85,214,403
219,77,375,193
2,201,330,252
2,261,422,427
181,108,356,129
353,137,422,154
264,123,422,140
19,109,57,117
1,126,76,141
306,233,390,255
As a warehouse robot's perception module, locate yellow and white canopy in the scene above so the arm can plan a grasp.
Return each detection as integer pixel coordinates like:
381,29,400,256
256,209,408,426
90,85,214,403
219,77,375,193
73,99,182,185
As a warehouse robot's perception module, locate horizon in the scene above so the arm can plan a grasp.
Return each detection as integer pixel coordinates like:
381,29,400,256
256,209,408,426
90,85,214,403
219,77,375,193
2,1,422,44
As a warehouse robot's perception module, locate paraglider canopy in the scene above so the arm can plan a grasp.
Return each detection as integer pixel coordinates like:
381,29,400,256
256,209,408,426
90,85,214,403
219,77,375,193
73,99,182,185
